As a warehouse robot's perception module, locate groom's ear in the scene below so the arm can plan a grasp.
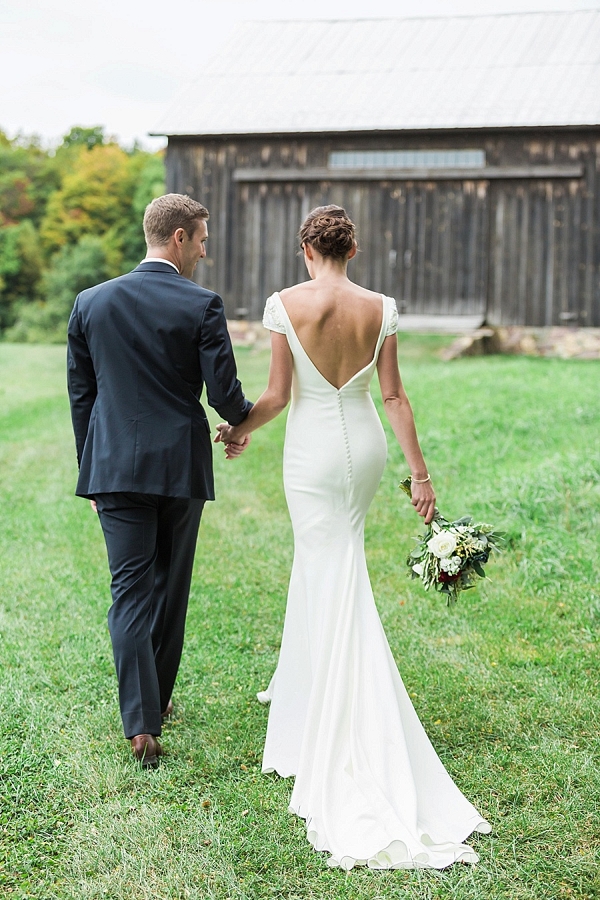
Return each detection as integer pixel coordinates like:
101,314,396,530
174,227,186,245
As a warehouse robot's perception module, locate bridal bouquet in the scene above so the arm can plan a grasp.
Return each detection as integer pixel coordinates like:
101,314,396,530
399,478,502,605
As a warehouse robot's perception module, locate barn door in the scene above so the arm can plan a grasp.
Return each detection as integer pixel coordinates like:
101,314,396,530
384,181,489,317
486,179,594,326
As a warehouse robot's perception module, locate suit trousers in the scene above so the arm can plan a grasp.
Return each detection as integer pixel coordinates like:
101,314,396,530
95,492,205,739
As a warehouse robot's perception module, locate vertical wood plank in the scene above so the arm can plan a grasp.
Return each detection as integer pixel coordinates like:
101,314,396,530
489,188,505,325
529,185,544,325
582,156,596,326
544,183,555,325
518,187,530,324
402,185,416,312
566,180,581,323
391,187,406,308
415,187,427,313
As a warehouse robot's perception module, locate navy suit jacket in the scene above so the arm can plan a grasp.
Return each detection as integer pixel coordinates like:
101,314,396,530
67,261,252,500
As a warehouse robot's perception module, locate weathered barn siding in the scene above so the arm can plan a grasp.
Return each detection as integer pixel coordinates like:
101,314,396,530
166,130,600,326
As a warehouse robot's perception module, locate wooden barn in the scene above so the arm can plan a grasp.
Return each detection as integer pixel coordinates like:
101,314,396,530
153,11,600,326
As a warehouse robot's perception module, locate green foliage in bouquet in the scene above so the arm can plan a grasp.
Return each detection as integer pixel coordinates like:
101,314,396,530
399,477,503,604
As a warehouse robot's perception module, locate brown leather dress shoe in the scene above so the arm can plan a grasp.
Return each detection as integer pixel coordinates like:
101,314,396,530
131,734,163,768
161,700,174,719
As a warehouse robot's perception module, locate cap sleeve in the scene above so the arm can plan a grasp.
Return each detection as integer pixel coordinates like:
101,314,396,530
386,296,399,336
262,293,286,334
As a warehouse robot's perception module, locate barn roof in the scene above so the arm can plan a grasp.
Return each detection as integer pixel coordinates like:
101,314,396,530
153,10,600,137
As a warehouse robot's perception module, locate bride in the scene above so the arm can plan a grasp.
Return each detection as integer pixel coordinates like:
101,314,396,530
216,206,490,870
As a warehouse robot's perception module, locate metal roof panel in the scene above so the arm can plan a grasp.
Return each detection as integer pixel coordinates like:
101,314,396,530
154,11,600,135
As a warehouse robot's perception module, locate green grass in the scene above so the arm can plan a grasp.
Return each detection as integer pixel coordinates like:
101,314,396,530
0,339,599,900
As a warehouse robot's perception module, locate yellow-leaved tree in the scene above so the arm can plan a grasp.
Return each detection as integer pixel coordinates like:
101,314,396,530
40,143,139,256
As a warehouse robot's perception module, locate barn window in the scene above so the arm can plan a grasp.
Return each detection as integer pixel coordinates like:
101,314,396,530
328,150,485,169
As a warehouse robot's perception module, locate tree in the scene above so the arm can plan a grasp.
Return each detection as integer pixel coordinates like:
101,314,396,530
0,221,43,330
0,130,58,328
0,130,60,228
0,126,165,341
6,234,121,343
120,153,166,270
60,126,106,151
40,143,138,255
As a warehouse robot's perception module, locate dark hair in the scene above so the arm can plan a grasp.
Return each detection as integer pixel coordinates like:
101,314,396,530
298,205,356,260
143,193,209,246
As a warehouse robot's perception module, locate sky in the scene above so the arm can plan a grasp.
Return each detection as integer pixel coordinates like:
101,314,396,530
2,0,599,150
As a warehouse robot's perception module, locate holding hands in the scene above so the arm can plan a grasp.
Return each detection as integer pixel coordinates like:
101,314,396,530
214,423,251,459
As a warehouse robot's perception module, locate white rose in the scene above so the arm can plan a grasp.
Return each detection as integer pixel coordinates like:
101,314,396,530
427,530,458,559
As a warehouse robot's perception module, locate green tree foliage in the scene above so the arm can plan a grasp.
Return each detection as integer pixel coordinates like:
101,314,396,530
60,125,106,151
0,131,60,228
0,126,165,341
6,235,121,343
121,153,166,270
0,221,43,330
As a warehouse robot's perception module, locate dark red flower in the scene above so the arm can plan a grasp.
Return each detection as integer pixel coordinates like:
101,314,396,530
438,572,460,584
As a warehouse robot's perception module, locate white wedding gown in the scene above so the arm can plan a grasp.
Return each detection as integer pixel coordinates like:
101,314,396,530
259,291,491,870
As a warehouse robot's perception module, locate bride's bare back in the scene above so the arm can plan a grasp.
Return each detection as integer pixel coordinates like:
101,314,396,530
279,280,384,390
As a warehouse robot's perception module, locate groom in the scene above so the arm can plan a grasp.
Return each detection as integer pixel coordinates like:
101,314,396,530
67,193,252,766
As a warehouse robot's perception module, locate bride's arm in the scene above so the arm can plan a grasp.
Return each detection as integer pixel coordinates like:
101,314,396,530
376,335,436,523
215,332,292,456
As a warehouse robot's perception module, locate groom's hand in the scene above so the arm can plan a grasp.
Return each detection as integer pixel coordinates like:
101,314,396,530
214,422,233,444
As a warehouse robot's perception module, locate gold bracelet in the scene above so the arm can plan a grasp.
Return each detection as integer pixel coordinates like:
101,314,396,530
411,474,431,484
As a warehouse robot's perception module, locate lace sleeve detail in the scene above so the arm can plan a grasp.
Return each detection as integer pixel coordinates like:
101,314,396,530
262,293,286,334
386,297,399,336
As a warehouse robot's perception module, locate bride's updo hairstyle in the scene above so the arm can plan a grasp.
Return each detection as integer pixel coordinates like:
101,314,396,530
299,205,356,260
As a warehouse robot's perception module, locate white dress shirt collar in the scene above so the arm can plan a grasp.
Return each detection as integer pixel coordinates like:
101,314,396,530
140,257,179,273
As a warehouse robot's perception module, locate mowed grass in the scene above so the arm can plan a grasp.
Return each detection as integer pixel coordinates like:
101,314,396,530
0,338,599,900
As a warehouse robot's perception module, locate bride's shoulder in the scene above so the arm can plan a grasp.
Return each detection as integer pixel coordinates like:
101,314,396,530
279,283,312,303
356,285,383,302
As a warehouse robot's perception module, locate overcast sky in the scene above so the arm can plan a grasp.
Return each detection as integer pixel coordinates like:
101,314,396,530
2,0,599,150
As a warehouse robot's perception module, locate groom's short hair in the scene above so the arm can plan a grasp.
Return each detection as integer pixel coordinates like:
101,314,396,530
143,194,209,246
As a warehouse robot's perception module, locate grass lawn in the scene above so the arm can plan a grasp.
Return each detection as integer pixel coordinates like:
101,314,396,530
0,338,599,900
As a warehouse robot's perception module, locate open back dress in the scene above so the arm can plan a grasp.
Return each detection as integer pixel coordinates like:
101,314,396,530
259,291,491,870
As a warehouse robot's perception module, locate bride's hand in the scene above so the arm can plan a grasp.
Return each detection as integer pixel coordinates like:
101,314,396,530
224,433,251,459
411,480,436,525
